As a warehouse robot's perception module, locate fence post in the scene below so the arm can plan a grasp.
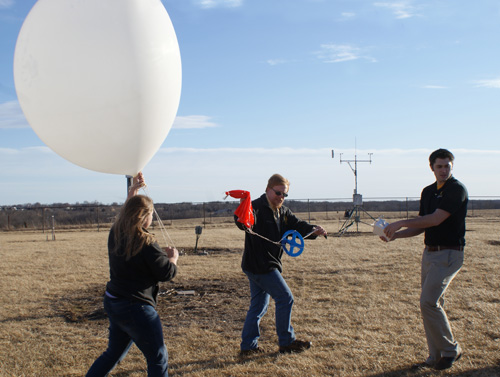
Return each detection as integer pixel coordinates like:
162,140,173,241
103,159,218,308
308,199,310,222
203,202,206,226
51,215,56,241
406,197,409,219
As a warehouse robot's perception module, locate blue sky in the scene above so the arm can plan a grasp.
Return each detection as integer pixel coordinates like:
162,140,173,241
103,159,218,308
1,0,500,205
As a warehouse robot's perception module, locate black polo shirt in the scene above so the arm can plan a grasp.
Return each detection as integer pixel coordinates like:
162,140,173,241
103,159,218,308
419,176,468,247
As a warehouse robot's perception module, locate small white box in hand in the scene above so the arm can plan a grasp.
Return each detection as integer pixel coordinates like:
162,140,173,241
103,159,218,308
373,218,390,241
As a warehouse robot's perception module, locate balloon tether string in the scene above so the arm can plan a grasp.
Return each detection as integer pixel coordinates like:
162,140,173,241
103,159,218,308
142,186,176,249
244,227,316,247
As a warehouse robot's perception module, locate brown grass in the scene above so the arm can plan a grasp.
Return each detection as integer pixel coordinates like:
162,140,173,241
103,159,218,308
0,212,499,376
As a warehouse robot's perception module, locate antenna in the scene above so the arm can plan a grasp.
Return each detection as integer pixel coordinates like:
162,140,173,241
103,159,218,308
332,141,376,235
339,151,373,196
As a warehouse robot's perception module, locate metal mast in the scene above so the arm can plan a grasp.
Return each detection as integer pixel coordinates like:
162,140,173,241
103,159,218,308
333,142,376,234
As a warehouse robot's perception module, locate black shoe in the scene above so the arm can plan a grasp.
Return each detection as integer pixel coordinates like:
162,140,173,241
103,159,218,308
279,339,312,354
434,352,462,370
239,347,264,356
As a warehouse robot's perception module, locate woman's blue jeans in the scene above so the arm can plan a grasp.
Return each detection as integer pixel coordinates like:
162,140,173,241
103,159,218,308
241,269,295,350
86,296,168,377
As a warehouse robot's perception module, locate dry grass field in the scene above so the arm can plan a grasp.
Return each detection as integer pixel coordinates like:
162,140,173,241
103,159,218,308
0,212,499,377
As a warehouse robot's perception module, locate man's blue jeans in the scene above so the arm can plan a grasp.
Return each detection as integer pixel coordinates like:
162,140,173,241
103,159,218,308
241,269,295,350
86,296,168,377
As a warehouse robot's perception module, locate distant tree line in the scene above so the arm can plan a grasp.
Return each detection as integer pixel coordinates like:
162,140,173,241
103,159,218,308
1,198,499,231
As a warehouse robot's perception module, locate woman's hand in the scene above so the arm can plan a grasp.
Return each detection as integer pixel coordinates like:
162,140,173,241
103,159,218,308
132,172,146,189
163,246,179,265
127,172,146,199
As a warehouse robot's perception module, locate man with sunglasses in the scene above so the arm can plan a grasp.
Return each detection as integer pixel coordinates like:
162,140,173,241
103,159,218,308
381,149,468,371
236,173,327,355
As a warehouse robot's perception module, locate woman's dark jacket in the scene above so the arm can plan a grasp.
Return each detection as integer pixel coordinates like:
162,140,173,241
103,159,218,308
106,228,177,307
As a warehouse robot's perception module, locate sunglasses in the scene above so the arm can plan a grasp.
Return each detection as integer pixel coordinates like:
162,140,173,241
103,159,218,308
271,188,288,198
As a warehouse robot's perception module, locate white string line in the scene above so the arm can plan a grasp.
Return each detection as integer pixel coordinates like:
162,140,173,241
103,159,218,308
244,228,282,246
139,183,318,250
244,227,317,247
141,186,176,249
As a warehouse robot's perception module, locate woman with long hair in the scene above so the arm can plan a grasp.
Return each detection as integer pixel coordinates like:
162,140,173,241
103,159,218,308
86,174,178,377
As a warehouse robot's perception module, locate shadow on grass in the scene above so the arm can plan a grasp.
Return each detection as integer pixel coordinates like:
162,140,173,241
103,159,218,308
61,369,147,377
0,284,107,325
0,314,53,323
168,351,281,376
61,357,500,377
367,361,500,377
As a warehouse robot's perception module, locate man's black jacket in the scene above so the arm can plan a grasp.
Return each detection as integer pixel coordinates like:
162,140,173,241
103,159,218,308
236,193,316,274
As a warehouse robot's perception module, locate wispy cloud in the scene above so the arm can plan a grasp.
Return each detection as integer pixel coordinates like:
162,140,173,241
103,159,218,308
315,44,377,63
0,100,30,129
266,59,288,66
160,147,329,155
3,146,499,204
195,0,243,9
473,78,500,88
373,1,419,19
172,115,219,129
0,0,14,9
340,12,356,19
0,102,218,131
421,85,447,89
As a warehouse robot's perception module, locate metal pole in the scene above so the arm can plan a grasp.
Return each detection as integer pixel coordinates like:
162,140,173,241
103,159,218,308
42,208,46,233
126,175,133,199
337,149,373,235
354,158,358,195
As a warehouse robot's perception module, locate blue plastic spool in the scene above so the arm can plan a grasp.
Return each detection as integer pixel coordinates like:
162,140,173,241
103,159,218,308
281,230,305,257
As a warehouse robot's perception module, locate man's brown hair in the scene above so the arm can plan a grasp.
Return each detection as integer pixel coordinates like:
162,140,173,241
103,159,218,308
267,174,290,189
429,148,455,167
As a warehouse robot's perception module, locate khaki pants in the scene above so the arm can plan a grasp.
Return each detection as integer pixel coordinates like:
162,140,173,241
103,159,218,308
420,247,463,363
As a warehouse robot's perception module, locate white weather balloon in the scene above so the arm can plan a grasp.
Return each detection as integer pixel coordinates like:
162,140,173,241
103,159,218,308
14,0,181,176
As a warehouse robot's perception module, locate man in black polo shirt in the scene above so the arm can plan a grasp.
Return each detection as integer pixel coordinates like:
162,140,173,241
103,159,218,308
382,149,468,371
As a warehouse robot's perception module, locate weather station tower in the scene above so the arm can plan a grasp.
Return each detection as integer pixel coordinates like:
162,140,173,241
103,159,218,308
332,146,377,235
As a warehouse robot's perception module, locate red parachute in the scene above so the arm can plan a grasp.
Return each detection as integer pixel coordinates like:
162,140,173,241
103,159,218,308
225,190,254,228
